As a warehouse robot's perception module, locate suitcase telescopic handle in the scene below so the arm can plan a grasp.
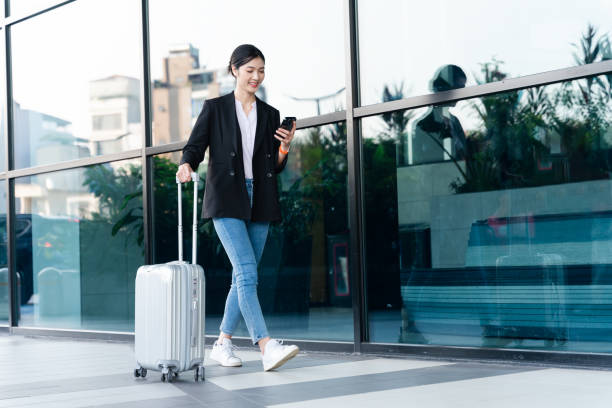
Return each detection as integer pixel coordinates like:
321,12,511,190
175,172,200,264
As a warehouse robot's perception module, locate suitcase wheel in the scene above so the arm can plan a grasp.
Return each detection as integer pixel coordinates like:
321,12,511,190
134,367,147,378
194,366,205,382
161,368,177,383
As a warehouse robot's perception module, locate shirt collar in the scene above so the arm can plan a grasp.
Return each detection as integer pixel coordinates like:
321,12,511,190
235,98,256,109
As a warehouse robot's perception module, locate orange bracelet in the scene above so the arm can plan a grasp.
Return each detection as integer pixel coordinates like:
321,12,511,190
279,145,290,155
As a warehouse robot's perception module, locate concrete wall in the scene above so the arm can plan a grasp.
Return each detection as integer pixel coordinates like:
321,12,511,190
397,163,612,268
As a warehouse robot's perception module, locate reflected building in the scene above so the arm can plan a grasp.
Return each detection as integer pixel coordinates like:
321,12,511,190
89,75,141,155
13,102,86,169
13,102,94,219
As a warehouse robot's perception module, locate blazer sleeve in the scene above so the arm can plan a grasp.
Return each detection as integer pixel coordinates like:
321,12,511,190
179,101,212,171
273,109,289,173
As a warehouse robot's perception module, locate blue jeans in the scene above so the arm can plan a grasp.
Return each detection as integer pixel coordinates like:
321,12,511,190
212,178,270,344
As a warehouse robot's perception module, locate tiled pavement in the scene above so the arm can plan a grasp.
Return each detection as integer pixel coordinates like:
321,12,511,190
2,334,612,407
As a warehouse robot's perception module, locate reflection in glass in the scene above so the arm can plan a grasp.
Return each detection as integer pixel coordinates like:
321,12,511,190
15,160,143,330
412,65,467,166
364,73,612,352
0,181,7,323
152,122,352,341
149,0,345,145
0,27,5,172
11,0,142,169
358,0,612,105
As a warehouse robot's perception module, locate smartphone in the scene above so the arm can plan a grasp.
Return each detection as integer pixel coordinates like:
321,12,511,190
280,116,296,131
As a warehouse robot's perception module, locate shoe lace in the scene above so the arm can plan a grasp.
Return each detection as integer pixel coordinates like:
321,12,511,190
215,340,237,353
269,339,285,349
222,343,239,356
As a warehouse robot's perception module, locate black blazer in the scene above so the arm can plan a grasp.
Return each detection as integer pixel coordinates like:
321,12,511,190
179,91,288,222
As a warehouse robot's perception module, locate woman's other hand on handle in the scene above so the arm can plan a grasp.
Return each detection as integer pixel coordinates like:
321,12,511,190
176,163,194,183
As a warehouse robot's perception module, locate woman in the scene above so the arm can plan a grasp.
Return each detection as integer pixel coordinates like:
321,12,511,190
176,44,299,372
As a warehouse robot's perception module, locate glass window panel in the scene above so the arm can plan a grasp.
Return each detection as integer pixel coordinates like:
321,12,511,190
0,180,7,323
149,0,345,145
15,159,143,331
11,0,142,169
0,28,5,172
363,74,612,352
153,122,352,341
358,0,612,105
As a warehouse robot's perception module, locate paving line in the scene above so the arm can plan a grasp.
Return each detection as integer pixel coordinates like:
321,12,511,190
0,383,185,408
209,358,453,391
267,368,612,408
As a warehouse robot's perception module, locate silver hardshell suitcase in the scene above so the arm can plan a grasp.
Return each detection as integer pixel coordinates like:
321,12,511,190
134,172,206,383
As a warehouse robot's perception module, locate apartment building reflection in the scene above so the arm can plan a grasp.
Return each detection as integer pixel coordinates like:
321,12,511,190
11,74,143,328
89,75,141,155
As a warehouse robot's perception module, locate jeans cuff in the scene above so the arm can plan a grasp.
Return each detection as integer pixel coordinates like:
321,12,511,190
253,332,269,345
219,325,234,337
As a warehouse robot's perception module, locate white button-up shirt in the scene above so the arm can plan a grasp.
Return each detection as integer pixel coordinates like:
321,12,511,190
235,98,257,179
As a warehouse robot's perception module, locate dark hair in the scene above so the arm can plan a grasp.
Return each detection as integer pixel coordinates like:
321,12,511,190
227,44,265,77
430,64,467,93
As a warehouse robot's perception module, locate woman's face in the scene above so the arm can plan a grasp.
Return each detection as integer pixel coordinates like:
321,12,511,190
232,57,265,95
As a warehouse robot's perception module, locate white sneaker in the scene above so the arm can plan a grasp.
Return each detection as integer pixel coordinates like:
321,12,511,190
210,339,242,367
261,339,299,371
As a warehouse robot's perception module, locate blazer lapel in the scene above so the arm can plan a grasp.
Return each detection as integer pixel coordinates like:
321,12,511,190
221,92,240,155
252,96,266,155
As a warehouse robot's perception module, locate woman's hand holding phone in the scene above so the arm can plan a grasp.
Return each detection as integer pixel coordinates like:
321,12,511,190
275,117,296,148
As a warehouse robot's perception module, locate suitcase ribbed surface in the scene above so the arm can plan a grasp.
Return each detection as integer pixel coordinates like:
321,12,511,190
134,172,205,379
134,262,205,372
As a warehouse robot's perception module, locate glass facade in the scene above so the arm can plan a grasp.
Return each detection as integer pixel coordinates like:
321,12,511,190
11,0,142,169
0,28,5,173
358,0,612,105
148,0,345,145
0,20,5,323
364,74,612,351
0,180,7,323
152,122,353,341
14,160,143,330
1,0,612,362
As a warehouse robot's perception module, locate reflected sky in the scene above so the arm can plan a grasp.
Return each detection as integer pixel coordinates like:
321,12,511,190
149,0,345,120
11,0,141,130
358,0,612,105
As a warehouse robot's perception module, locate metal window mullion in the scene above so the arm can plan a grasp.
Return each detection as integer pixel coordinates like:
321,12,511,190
3,0,77,27
6,149,143,178
139,0,152,265
144,111,347,158
354,59,612,119
344,0,367,352
3,5,17,326
295,111,346,129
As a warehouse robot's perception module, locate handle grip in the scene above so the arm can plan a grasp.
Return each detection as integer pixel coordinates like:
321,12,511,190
175,172,199,184
176,171,200,264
